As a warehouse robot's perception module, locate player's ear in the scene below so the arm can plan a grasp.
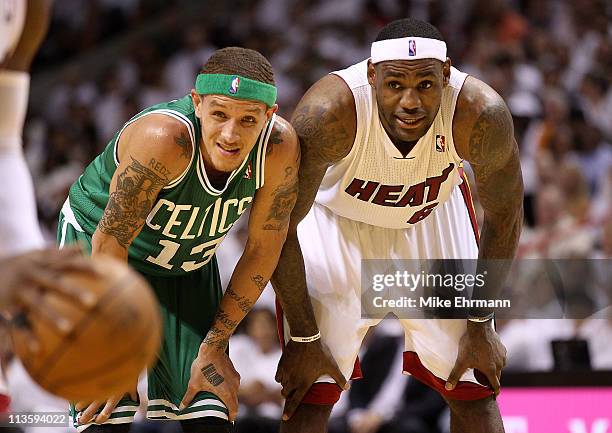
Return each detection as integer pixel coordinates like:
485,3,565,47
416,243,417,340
367,60,376,88
191,90,203,118
266,104,279,120
442,58,451,87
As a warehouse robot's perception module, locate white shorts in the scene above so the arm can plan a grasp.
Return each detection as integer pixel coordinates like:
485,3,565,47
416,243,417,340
279,181,492,403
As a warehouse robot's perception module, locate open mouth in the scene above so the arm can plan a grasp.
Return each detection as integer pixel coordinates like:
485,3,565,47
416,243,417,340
395,115,425,129
217,143,240,156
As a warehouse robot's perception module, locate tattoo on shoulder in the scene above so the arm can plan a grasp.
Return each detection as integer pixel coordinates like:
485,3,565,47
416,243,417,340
201,363,225,387
174,133,192,160
98,157,167,248
468,102,514,181
292,104,352,164
263,174,298,231
266,128,283,156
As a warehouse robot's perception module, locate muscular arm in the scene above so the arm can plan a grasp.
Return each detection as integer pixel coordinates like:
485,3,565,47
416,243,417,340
202,117,300,352
91,115,192,260
270,74,356,336
454,77,524,314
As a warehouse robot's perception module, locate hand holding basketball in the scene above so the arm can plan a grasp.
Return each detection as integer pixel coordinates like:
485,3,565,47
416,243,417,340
8,252,162,402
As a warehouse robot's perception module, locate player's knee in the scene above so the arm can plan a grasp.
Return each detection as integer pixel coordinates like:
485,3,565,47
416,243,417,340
446,395,499,421
280,403,333,432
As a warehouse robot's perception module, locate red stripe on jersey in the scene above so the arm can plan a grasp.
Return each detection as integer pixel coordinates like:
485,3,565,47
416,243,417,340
458,174,480,247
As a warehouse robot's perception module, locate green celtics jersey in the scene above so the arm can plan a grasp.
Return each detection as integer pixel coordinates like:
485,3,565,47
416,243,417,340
67,95,275,276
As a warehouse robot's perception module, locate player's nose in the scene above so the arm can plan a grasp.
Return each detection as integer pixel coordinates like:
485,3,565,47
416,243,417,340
218,120,241,144
398,88,422,112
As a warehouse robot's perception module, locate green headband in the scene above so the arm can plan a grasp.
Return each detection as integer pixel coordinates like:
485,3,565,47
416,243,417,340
195,73,277,107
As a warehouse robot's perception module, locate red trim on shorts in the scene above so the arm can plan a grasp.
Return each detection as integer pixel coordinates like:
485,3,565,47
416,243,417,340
458,173,480,247
0,394,11,413
274,298,363,404
403,351,493,400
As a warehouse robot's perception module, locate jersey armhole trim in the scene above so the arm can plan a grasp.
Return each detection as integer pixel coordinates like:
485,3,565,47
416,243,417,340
447,70,469,164
256,114,276,189
112,109,196,190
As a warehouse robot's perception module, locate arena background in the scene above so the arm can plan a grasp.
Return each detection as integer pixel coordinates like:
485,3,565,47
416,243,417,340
7,1,611,432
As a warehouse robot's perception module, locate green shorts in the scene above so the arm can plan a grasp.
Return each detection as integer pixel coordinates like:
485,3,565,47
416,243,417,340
58,211,229,430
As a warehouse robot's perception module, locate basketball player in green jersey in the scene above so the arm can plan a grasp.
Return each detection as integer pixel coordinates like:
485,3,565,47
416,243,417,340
57,47,345,433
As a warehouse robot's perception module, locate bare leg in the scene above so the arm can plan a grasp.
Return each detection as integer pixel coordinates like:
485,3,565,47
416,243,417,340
446,396,505,433
280,403,333,433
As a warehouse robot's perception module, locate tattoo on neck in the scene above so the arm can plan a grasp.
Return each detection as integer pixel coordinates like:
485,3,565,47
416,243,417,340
201,363,225,387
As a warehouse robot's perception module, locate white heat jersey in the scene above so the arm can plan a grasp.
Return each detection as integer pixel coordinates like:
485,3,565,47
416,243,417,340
0,0,26,63
315,59,468,229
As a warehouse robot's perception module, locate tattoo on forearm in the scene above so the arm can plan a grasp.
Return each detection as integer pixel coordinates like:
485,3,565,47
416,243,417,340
175,133,191,159
251,274,267,292
216,309,238,330
226,283,254,313
203,325,228,351
263,175,298,231
201,363,225,387
98,157,167,247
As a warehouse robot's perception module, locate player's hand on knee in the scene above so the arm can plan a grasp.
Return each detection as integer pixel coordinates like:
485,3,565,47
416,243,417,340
444,321,507,396
76,388,137,425
276,339,348,420
179,349,240,421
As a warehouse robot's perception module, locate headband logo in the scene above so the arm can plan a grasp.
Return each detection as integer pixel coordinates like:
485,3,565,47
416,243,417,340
408,39,416,56
229,76,240,94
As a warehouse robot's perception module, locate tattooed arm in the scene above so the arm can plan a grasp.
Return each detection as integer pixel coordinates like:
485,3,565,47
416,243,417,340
272,74,355,338
270,75,356,420
445,77,523,395
91,114,192,260
201,116,300,353
177,117,300,418
454,77,524,311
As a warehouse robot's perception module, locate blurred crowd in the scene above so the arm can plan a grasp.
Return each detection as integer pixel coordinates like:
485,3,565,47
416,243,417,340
15,0,612,432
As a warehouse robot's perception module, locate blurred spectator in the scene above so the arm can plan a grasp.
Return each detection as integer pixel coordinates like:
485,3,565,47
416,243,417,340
230,308,283,433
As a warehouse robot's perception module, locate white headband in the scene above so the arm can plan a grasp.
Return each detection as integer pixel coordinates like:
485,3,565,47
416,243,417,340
371,37,447,63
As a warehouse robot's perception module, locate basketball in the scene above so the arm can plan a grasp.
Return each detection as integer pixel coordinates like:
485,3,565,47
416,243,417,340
9,255,162,401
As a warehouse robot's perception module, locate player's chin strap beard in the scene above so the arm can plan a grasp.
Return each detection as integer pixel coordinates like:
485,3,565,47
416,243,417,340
371,36,447,63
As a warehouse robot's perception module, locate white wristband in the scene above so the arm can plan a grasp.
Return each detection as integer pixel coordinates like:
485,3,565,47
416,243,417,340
290,331,321,343
467,312,495,323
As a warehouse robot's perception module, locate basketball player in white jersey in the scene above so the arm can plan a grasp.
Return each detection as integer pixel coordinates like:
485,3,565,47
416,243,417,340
272,18,523,433
0,0,51,257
